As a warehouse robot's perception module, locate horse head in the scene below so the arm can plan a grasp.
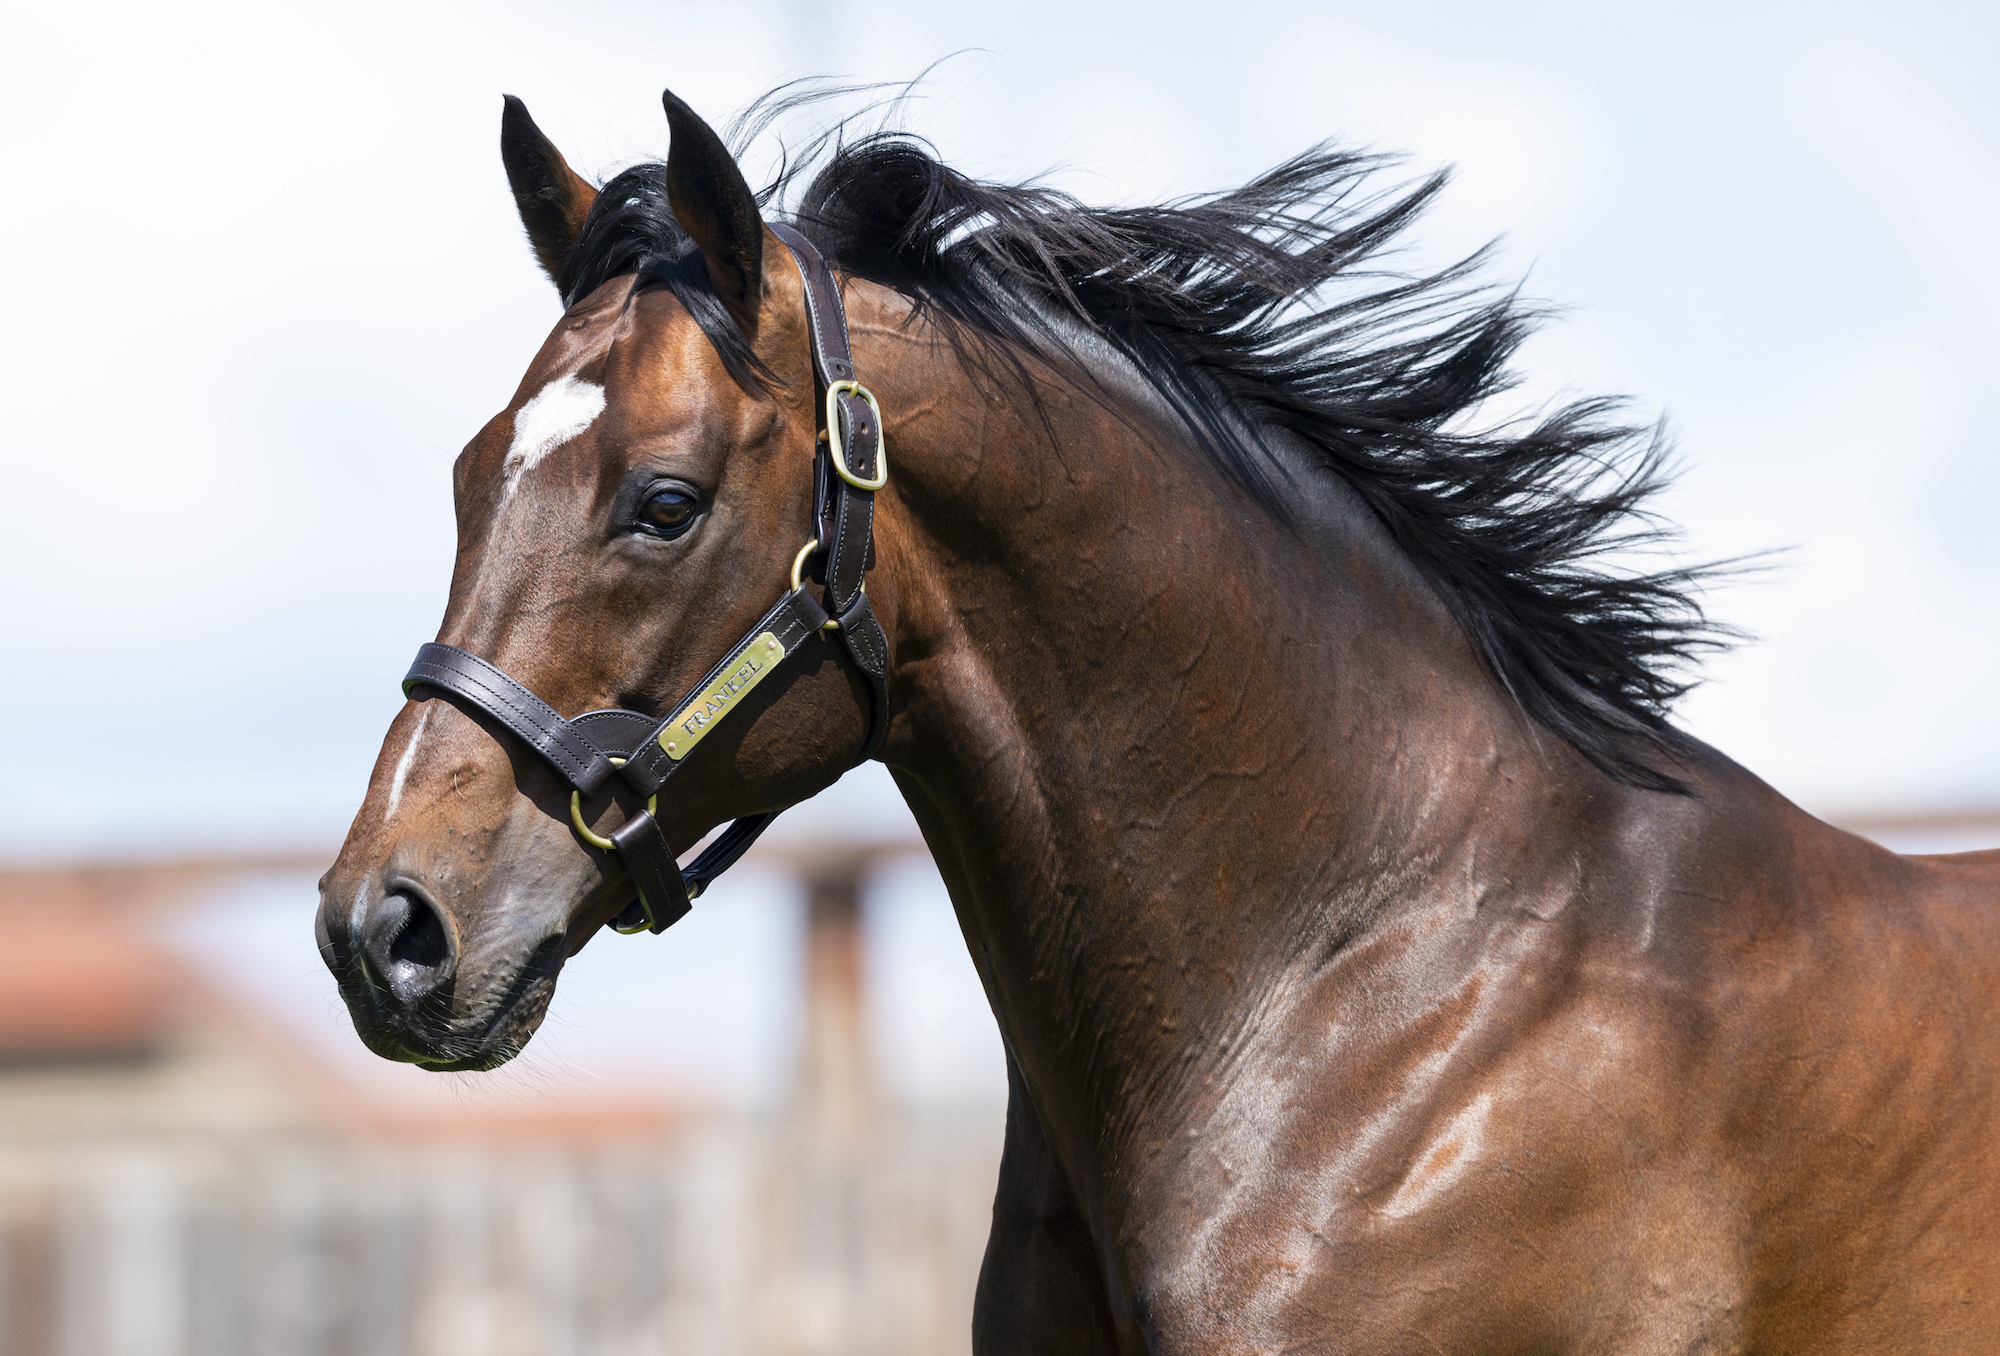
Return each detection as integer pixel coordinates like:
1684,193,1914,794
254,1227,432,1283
315,92,888,1071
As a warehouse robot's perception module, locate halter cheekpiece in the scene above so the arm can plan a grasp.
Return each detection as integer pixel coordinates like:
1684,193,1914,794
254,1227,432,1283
400,225,891,935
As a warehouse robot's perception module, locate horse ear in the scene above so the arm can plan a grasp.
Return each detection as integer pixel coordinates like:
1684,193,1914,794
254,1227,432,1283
500,95,598,293
661,88,764,335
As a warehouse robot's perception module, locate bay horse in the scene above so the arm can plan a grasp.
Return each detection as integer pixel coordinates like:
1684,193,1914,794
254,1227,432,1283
316,86,2000,1351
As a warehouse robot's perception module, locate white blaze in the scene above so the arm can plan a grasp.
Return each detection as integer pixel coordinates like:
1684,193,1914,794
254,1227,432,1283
452,373,609,641
384,706,431,821
503,374,606,493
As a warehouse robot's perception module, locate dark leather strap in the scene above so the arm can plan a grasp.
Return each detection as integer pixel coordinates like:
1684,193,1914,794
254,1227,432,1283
617,586,830,797
770,224,854,385
682,811,781,899
568,708,662,759
602,807,782,934
610,811,693,933
404,643,616,794
822,394,877,614
834,593,892,760
771,223,879,615
400,587,843,934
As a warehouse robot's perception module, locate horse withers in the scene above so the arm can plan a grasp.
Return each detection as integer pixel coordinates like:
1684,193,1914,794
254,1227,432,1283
315,87,2000,1352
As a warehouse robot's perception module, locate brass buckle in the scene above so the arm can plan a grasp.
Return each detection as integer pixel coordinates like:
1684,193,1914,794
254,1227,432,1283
824,381,888,491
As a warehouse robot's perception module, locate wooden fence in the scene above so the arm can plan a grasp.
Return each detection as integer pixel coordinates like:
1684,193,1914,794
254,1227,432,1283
0,1111,1000,1356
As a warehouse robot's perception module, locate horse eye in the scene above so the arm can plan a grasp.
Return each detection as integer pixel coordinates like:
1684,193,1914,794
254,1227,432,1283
637,488,699,539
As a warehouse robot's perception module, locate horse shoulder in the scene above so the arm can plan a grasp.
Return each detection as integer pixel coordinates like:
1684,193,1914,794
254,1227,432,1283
1124,774,2000,1351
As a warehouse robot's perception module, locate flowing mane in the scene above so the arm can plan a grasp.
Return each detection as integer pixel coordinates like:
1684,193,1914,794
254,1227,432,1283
553,97,1726,792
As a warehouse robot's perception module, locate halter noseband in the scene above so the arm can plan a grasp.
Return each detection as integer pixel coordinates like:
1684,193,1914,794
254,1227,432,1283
399,224,891,935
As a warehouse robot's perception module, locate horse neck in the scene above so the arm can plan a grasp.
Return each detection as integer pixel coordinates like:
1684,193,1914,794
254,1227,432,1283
865,298,1611,1172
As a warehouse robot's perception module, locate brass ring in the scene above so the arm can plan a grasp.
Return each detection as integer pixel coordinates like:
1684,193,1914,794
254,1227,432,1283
788,538,860,632
790,538,821,592
569,757,657,852
609,904,656,936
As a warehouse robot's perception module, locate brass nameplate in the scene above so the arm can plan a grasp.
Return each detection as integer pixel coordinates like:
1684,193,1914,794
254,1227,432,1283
658,631,786,761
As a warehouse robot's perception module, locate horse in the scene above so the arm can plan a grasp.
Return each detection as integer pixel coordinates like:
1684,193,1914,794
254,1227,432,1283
315,85,2000,1352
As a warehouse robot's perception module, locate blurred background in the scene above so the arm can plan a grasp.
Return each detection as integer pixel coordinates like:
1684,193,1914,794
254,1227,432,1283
1,0,1994,1351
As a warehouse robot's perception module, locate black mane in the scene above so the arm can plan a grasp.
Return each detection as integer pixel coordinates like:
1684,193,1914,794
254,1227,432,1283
559,100,1726,793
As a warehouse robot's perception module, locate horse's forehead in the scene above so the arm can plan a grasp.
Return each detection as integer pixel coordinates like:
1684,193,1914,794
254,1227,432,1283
512,282,630,393
493,288,737,465
596,292,742,427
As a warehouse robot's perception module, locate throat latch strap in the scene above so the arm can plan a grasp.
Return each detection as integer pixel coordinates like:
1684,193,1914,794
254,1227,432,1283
772,222,891,759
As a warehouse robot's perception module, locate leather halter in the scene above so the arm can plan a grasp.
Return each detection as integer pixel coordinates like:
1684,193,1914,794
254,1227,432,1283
400,224,890,935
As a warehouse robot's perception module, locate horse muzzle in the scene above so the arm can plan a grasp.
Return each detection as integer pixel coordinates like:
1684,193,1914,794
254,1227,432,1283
314,870,559,1072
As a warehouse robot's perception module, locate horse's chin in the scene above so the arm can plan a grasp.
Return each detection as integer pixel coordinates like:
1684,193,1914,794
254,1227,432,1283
349,1002,552,1074
342,951,562,1074
413,1050,519,1074
317,820,595,1073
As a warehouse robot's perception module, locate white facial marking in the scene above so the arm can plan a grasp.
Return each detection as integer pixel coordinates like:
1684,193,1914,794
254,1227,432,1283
384,707,431,822
503,374,606,495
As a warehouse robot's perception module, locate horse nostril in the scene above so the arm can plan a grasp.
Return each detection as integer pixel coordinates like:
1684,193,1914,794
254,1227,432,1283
390,896,451,973
359,886,456,1004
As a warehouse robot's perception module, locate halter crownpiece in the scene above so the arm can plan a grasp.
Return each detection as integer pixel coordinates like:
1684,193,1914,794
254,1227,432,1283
400,224,890,935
